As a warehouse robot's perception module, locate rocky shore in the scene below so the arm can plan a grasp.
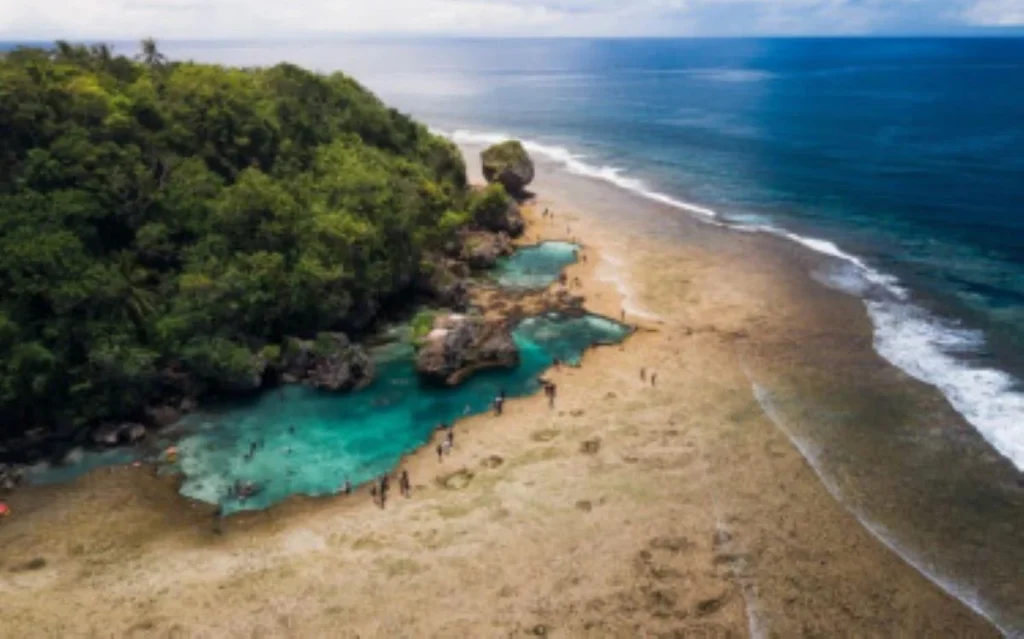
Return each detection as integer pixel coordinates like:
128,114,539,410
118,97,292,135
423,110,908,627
0,145,1003,638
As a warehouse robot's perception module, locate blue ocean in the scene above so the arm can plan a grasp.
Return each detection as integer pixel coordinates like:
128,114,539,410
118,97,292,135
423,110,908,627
166,37,1024,471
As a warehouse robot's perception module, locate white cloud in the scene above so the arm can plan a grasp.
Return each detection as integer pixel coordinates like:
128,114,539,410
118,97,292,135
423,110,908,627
0,0,1010,39
962,0,1024,25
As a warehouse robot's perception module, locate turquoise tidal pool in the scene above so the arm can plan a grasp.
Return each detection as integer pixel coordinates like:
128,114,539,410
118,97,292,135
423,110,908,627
493,241,579,290
168,312,629,514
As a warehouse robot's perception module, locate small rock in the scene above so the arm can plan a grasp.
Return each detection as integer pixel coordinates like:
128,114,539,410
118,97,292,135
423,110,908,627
579,438,601,455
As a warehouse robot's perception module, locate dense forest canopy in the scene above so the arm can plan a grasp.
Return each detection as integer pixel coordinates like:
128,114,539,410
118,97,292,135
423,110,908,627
0,40,474,442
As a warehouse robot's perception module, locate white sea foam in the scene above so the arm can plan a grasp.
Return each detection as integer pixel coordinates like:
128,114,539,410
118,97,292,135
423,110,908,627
750,381,1011,636
443,128,1024,471
448,129,718,219
867,300,1024,471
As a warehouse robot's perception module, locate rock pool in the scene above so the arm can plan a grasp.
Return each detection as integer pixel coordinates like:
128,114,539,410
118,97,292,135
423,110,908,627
115,312,629,514
493,241,579,290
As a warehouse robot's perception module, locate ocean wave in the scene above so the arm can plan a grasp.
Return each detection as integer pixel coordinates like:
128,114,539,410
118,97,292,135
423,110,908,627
447,129,718,219
867,300,1024,471
443,128,1024,471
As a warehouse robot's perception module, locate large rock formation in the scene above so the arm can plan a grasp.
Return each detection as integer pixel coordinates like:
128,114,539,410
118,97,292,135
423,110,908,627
415,313,519,385
280,333,375,391
460,230,514,269
481,140,535,196
469,184,525,237
415,258,471,310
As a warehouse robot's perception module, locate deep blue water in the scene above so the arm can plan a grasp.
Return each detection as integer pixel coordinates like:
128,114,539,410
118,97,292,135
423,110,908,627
161,37,1024,470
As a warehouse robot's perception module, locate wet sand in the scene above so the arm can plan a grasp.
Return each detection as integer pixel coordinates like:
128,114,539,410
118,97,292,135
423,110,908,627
0,172,1004,636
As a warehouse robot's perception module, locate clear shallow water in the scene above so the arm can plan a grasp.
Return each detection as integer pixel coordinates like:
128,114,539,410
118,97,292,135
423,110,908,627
164,37,1024,473
494,241,579,290
168,312,629,515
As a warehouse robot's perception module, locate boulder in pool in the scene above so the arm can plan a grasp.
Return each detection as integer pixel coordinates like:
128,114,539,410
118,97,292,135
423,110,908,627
460,230,514,269
481,140,534,197
285,333,375,392
469,183,525,237
415,313,519,385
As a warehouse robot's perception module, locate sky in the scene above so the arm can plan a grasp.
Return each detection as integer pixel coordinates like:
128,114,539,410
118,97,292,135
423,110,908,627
1,0,1023,40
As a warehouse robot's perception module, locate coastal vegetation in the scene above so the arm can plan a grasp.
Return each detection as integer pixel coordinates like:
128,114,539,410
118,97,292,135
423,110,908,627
0,40,490,454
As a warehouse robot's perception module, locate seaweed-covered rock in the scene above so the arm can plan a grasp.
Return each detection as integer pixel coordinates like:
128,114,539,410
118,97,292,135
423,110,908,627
415,313,519,385
481,140,534,196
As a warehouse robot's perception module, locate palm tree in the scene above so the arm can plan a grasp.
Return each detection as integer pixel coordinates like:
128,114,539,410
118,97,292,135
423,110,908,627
137,38,166,70
115,252,158,341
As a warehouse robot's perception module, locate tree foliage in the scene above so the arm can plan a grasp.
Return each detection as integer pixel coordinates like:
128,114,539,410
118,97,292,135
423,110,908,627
0,41,469,438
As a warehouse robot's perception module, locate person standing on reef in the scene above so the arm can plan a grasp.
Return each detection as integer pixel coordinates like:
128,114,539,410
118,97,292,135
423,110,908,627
344,478,352,495
640,367,646,382
621,308,626,322
447,426,455,449
493,395,504,416
651,373,657,387
212,505,223,535
370,482,378,506
436,442,444,462
548,382,557,408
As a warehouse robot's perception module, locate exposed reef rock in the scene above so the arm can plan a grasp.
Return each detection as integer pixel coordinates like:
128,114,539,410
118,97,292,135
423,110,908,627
461,230,514,269
280,333,375,392
415,313,519,385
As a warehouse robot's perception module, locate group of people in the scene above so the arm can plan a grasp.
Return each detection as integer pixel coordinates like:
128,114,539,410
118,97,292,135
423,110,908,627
436,423,455,461
640,367,657,387
370,469,412,508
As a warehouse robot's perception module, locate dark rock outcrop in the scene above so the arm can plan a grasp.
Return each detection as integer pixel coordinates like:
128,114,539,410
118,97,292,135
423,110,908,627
475,194,525,237
461,231,513,269
415,313,519,385
481,140,535,196
280,333,375,392
416,259,471,310
216,353,268,394
468,183,525,238
91,422,147,447
146,404,183,428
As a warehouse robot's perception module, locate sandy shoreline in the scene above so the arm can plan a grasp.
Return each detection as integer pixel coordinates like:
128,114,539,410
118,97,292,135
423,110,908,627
0,172,1002,636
